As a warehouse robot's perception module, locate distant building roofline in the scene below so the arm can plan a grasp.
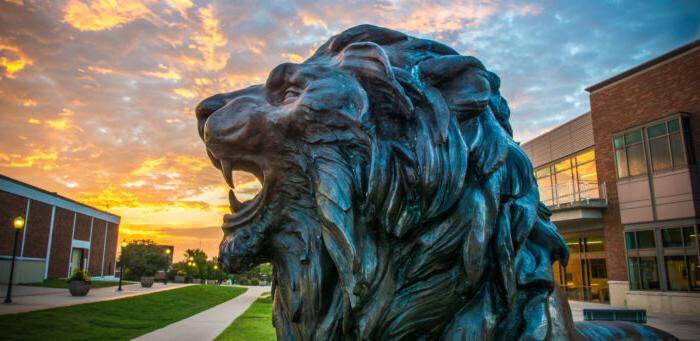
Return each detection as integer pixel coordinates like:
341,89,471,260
521,111,590,147
0,173,120,222
586,38,700,92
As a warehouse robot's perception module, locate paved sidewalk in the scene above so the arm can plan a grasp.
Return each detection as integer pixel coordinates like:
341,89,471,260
569,300,700,341
133,286,269,341
0,282,192,315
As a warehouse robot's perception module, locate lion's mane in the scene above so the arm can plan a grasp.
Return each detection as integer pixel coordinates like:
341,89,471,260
265,25,571,340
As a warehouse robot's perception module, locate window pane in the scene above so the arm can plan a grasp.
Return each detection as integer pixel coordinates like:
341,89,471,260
689,255,700,291
662,228,684,247
665,256,689,291
668,118,680,132
648,122,667,138
585,236,605,252
537,176,553,205
555,159,572,172
590,258,607,279
555,162,574,204
625,130,642,144
649,137,672,171
628,257,640,290
576,150,595,164
637,230,655,249
625,232,637,249
613,135,624,149
639,256,660,290
615,149,629,178
535,167,550,178
626,143,647,176
670,133,687,168
684,227,697,248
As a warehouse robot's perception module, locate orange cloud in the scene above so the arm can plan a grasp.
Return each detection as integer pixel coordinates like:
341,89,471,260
282,52,304,63
63,0,155,32
0,42,32,78
164,0,193,18
143,64,181,80
174,87,196,98
0,147,58,170
191,4,228,71
22,98,37,107
88,65,113,74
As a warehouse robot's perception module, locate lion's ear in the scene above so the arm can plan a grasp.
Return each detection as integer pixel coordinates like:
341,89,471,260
418,55,491,121
336,42,413,119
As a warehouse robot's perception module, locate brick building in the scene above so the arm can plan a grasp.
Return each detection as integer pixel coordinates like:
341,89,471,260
522,39,700,314
0,175,121,283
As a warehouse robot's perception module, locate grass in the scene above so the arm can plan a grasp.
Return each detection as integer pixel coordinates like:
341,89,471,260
0,285,247,340
215,291,276,341
23,279,135,289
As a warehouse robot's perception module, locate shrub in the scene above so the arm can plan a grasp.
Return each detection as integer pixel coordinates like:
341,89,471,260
68,268,91,283
250,279,260,286
143,269,155,277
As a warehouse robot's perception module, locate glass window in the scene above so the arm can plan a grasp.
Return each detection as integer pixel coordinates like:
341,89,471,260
683,227,697,248
566,237,580,254
648,122,667,138
625,130,642,144
670,132,687,168
613,135,624,149
615,149,629,178
639,256,660,290
668,119,680,132
637,230,655,249
625,232,637,249
575,150,595,165
590,259,607,279
665,256,690,291
629,257,641,290
689,255,700,291
626,143,646,176
585,236,605,252
662,228,684,248
649,137,672,171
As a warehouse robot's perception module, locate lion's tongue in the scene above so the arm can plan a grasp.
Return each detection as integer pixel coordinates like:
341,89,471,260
229,189,244,212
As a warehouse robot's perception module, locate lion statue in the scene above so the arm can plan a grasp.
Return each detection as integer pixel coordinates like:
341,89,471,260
195,25,676,340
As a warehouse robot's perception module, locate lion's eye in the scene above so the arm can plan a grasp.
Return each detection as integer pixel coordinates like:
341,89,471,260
282,88,300,103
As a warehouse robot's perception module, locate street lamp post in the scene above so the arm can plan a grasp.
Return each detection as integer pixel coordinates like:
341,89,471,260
4,216,25,304
164,248,171,285
117,241,127,291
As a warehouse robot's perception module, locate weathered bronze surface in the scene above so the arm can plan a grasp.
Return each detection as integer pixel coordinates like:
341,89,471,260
196,25,676,340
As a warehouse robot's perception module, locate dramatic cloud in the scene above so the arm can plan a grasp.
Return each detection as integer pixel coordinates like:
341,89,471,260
0,0,697,260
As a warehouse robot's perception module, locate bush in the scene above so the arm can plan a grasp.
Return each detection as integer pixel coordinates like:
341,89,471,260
68,268,91,283
250,279,260,286
143,269,155,277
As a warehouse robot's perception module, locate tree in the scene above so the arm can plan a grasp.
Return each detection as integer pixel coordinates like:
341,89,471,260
120,240,168,280
184,249,207,280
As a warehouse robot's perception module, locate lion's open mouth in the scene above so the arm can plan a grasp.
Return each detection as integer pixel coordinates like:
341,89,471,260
217,157,268,230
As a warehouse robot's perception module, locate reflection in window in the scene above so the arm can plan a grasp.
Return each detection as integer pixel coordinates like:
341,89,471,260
690,256,700,291
637,230,655,249
683,227,697,248
628,256,660,290
665,256,690,291
533,149,599,206
662,228,684,247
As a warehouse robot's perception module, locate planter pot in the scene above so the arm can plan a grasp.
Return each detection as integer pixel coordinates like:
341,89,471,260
174,275,185,283
140,276,155,288
69,280,91,296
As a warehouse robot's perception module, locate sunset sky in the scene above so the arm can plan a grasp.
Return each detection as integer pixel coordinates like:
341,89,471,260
0,0,698,260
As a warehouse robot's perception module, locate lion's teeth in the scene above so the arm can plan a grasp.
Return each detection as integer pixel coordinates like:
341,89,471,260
229,189,243,212
221,159,235,189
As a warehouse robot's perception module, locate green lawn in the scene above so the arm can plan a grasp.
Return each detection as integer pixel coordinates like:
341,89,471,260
23,279,135,289
216,291,276,341
0,285,247,340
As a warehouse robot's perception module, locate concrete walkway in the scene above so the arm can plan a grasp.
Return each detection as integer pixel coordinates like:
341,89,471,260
0,282,192,315
133,286,269,341
569,300,700,341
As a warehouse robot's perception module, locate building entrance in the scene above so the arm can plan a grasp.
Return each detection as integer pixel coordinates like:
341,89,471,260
69,248,88,277
553,231,609,302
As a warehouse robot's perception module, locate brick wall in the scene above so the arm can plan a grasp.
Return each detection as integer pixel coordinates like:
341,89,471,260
589,47,700,281
74,213,91,241
103,222,119,276
48,208,73,278
89,219,106,276
23,200,52,258
0,191,28,256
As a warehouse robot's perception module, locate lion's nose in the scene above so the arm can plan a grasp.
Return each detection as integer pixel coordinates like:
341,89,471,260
196,93,231,139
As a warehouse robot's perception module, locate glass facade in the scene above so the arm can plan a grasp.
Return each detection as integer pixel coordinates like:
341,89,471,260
553,232,609,302
626,226,700,292
613,116,694,178
535,149,600,206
